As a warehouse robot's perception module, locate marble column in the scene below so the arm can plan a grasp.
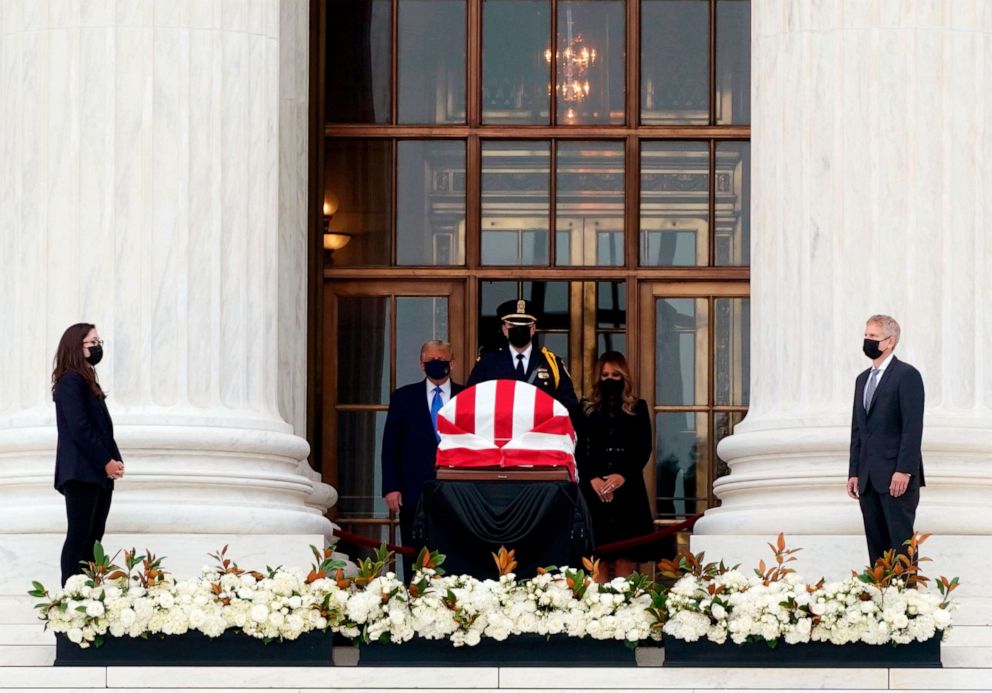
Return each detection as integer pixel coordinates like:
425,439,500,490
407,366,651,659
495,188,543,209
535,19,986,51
694,1,992,588
0,0,335,589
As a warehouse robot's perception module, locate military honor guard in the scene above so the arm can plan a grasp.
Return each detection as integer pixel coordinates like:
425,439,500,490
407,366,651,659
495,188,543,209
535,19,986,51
467,299,579,414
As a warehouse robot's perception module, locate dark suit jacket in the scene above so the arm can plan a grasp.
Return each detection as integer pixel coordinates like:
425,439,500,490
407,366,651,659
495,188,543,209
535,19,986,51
466,346,579,413
849,356,925,494
54,372,121,493
381,379,465,512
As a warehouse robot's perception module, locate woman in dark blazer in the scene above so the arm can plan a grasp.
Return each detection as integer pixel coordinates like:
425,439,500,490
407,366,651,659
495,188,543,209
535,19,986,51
52,323,124,585
577,351,659,581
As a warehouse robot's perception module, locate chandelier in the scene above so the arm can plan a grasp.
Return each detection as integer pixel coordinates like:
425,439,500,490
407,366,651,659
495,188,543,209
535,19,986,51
544,10,597,118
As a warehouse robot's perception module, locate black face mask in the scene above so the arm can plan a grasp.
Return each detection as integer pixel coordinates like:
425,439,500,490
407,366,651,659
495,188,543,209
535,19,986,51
599,378,624,398
506,325,532,349
423,359,451,380
863,338,885,360
85,345,104,366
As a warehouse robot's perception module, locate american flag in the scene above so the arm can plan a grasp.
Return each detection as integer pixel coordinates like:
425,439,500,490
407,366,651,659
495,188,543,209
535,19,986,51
436,379,577,480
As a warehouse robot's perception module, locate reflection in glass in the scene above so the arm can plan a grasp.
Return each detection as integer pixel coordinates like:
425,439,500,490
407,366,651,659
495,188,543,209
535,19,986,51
481,142,550,265
336,411,389,517
714,298,749,406
396,297,449,387
716,142,750,266
337,297,391,404
554,1,624,125
596,281,625,328
655,298,707,405
597,333,626,358
399,0,466,123
326,0,391,123
640,141,710,266
397,141,466,265
656,412,708,518
556,142,624,265
641,0,708,124
483,0,550,124
717,0,751,125
324,140,392,265
714,411,745,480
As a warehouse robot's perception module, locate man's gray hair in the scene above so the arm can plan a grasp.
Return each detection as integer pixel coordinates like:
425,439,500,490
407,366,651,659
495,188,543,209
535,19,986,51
867,314,901,345
420,339,453,359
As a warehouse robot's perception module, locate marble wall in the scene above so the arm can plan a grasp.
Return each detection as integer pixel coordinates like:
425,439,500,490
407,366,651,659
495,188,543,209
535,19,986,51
0,0,334,577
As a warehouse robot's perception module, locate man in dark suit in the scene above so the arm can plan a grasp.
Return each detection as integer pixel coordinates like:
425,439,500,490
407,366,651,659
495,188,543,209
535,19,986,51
381,339,464,580
467,299,579,414
847,314,925,567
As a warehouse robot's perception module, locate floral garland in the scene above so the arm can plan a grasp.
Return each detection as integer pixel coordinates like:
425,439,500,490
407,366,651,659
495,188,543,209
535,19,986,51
30,535,958,650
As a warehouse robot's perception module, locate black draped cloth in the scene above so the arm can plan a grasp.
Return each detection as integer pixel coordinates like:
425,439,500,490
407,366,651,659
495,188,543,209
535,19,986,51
412,480,593,579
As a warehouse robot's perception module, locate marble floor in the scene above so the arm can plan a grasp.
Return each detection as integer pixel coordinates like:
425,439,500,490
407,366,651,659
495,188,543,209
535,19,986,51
2,596,990,692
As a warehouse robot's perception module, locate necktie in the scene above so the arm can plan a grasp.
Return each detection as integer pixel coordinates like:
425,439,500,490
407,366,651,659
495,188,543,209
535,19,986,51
515,353,526,379
864,368,880,411
430,386,444,441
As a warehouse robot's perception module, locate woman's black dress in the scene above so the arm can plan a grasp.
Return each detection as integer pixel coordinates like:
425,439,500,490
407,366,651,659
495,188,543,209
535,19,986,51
577,397,657,562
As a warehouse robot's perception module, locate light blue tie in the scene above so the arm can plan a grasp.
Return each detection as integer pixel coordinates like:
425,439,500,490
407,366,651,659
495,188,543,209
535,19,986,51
864,368,880,411
430,386,444,442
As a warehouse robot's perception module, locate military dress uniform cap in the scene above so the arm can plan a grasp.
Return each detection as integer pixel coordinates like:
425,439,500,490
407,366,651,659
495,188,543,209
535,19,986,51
497,298,537,325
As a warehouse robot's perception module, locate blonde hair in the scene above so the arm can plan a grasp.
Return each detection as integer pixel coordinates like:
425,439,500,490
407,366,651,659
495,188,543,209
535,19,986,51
585,351,638,415
867,315,901,346
420,339,452,360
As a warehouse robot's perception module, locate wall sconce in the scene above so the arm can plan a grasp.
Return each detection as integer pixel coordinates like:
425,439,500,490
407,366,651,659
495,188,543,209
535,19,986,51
322,199,352,252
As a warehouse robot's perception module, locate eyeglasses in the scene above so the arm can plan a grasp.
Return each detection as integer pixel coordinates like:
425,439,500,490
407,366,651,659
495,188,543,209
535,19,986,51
83,339,104,347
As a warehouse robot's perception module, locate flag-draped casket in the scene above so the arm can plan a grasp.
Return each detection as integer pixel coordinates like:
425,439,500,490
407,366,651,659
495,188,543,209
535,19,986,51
435,379,577,480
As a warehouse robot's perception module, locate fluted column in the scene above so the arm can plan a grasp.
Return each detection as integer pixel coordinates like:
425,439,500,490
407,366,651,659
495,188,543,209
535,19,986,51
694,1,992,581
0,0,334,583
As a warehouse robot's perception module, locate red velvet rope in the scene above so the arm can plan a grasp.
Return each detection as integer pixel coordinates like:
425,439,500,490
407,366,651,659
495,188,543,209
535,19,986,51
331,513,703,561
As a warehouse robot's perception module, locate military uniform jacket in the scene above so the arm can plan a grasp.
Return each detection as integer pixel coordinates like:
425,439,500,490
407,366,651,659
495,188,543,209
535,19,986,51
467,346,579,414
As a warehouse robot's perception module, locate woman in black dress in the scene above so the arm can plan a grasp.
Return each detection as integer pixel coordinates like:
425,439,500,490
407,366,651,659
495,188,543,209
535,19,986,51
578,351,656,579
52,323,125,585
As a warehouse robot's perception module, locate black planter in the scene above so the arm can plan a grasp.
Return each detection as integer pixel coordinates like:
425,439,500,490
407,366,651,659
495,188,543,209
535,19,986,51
54,630,334,667
359,634,637,667
662,633,942,668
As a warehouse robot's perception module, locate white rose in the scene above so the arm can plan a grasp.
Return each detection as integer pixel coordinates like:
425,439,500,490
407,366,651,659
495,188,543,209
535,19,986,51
85,602,105,618
67,628,84,643
250,604,269,623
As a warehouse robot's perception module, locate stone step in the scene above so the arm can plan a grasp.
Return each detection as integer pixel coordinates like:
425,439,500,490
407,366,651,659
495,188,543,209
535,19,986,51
0,625,53,646
0,596,41,625
0,644,54,666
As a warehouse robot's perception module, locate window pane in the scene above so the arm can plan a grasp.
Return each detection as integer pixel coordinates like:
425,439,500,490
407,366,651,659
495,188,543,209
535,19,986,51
656,412,709,518
326,0,391,123
596,281,625,328
716,0,750,125
714,298,749,406
641,0,708,125
596,332,626,358
555,1,624,125
399,0,466,123
640,141,710,266
324,140,392,265
397,141,466,265
337,297,391,404
714,411,745,480
656,297,708,405
483,0,551,124
482,142,550,265
715,141,750,266
396,297,449,387
336,411,389,517
556,142,624,266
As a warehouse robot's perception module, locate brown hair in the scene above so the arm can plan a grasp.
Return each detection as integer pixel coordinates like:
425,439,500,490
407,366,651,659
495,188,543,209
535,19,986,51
585,351,637,415
51,323,105,399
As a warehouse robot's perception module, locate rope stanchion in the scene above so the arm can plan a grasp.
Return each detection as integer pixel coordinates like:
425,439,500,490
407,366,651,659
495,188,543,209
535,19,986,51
331,514,703,561
592,513,703,556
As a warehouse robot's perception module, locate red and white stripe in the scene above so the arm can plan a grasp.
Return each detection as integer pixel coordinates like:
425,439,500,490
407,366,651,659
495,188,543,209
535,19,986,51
436,379,577,479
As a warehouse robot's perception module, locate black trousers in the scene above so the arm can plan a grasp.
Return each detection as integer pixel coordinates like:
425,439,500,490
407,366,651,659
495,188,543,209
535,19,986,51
61,481,113,586
858,484,919,568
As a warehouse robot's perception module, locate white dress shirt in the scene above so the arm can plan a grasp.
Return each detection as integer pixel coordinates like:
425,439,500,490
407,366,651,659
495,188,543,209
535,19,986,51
864,351,895,408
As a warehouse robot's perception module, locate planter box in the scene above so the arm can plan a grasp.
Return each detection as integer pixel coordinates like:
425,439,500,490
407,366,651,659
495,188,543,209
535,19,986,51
54,630,334,667
359,634,637,667
662,633,942,668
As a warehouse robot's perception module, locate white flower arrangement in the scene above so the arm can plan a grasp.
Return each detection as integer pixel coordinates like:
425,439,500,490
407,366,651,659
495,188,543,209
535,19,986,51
31,535,957,651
